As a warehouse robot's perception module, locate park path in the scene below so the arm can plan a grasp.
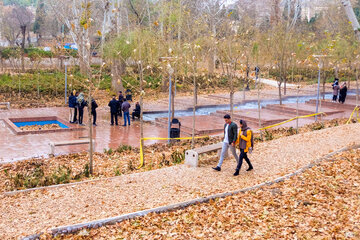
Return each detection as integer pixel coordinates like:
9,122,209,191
1,123,359,239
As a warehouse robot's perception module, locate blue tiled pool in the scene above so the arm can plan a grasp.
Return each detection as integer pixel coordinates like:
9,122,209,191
13,120,69,129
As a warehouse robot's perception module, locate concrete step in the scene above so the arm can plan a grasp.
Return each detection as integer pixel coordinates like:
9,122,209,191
212,110,289,127
306,100,357,111
264,104,312,116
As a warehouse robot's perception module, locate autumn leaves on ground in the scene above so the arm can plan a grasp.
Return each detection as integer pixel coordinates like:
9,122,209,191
45,149,360,240
0,119,348,192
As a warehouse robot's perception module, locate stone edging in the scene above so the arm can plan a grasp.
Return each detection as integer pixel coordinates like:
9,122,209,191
21,144,360,240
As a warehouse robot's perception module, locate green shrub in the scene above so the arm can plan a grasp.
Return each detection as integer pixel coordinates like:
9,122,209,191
171,150,185,164
116,145,132,153
264,130,274,141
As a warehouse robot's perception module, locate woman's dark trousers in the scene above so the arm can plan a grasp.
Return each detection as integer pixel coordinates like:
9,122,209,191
79,109,84,124
236,149,253,171
73,107,78,123
92,111,97,124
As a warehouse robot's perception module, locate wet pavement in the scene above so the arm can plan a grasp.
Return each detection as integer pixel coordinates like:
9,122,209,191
0,107,168,163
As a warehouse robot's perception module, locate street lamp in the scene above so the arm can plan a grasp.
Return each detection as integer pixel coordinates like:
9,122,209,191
167,64,174,144
313,55,330,122
64,61,68,104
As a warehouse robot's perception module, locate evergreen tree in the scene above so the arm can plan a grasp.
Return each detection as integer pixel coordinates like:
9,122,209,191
33,0,45,41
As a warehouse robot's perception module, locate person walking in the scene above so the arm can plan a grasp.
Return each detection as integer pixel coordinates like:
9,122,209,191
212,114,239,171
339,83,348,104
132,102,141,120
122,99,131,126
68,91,77,123
77,92,87,126
234,120,254,176
91,98,98,126
118,91,125,117
108,95,119,126
332,81,340,102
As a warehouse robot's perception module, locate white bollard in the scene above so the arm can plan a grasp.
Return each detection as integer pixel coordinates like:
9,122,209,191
185,150,199,167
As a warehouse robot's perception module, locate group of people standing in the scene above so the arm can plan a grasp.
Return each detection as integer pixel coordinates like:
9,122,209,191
68,91,98,126
68,90,141,127
213,114,254,176
108,91,141,126
332,78,348,104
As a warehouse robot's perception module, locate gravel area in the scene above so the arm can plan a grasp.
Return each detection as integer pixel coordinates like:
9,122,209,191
1,123,359,239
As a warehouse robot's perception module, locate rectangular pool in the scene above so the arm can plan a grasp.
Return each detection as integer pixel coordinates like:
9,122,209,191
4,116,83,135
13,120,69,129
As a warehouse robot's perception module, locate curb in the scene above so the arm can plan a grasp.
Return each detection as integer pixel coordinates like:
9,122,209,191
21,144,360,239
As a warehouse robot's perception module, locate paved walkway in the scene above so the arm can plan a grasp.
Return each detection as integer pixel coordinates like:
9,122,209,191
0,107,168,163
1,123,359,239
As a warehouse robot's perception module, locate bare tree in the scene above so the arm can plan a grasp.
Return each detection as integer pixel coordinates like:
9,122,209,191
11,6,34,71
340,0,360,41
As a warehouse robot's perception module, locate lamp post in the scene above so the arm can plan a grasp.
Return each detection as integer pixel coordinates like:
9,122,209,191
167,65,174,144
313,55,330,122
65,61,68,104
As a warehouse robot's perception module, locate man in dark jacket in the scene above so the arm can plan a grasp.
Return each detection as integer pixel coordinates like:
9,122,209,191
68,91,77,123
122,99,131,126
91,98,98,126
108,95,120,125
118,91,125,117
132,102,141,120
213,114,239,171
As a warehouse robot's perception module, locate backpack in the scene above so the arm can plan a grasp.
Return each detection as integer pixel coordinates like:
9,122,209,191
249,130,254,153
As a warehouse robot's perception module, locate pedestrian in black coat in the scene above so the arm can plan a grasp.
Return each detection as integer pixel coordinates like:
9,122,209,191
132,102,141,120
91,98,98,126
339,83,348,104
118,91,125,117
77,92,87,126
73,92,79,123
108,95,120,125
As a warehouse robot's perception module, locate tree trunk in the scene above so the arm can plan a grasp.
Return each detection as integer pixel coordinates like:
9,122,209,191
230,63,235,119
278,81,283,105
88,92,94,175
139,62,144,166
191,64,197,149
322,66,327,100
356,68,359,106
20,25,26,72
257,80,262,139
111,59,125,93
341,0,360,41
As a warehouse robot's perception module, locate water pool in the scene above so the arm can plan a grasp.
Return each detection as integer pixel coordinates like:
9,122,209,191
13,120,69,129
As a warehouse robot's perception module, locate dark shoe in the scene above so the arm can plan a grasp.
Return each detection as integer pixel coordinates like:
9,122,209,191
110,124,114,126
233,170,240,176
246,167,253,172
122,125,126,126
212,166,221,171
93,123,97,126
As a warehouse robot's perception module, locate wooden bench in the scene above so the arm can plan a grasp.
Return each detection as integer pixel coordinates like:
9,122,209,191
49,139,95,156
0,102,10,110
185,142,226,167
